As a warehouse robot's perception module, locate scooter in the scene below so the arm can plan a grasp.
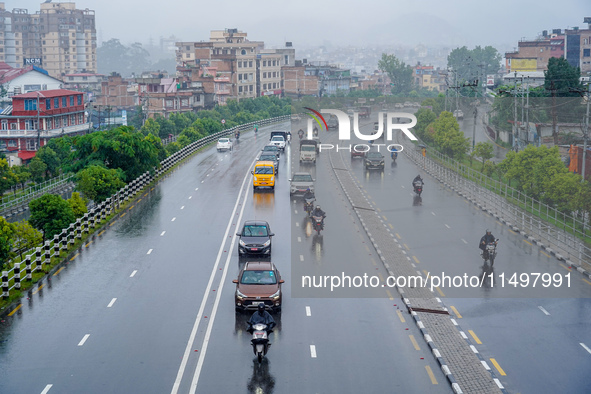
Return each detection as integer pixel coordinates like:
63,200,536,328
304,197,315,217
391,150,398,161
311,215,324,235
250,323,271,363
413,181,423,197
235,131,240,141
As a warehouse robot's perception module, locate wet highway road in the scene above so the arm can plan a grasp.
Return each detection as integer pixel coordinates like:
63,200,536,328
0,122,451,394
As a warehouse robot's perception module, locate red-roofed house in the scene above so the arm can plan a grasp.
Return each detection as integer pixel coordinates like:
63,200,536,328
0,63,63,100
0,89,89,158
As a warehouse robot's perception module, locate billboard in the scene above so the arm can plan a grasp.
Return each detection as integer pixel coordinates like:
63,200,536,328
24,58,42,66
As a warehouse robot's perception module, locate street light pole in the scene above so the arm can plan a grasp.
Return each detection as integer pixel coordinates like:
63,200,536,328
582,82,590,182
472,106,477,151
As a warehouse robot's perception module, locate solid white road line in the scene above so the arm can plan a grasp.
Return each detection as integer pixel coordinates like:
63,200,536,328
78,334,90,347
306,306,311,316
188,165,251,394
107,298,117,308
40,384,53,394
130,270,137,277
538,306,550,316
160,231,166,236
580,343,591,355
147,249,153,255
310,345,317,358
171,156,256,394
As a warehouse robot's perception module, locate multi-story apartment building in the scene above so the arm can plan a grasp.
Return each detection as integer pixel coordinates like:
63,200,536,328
505,30,565,72
63,72,105,93
176,29,295,102
412,63,447,92
282,61,351,97
0,88,89,158
565,18,591,75
0,2,96,79
0,62,63,99
135,76,205,119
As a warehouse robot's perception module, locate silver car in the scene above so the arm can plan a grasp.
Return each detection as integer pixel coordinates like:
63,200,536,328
289,172,315,196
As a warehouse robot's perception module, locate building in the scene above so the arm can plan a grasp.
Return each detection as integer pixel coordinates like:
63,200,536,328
505,30,565,72
282,61,351,97
0,89,89,159
412,63,447,92
502,71,545,88
135,76,205,119
0,2,97,79
0,62,63,99
63,72,105,93
565,18,591,75
176,29,295,102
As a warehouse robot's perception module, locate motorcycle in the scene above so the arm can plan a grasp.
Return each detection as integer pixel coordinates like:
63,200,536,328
391,150,398,161
413,181,423,197
235,131,240,141
482,240,499,266
304,197,315,217
250,323,271,363
311,215,324,235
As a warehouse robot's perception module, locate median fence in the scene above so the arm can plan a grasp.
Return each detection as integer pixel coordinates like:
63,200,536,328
1,115,290,301
0,173,75,218
403,140,591,272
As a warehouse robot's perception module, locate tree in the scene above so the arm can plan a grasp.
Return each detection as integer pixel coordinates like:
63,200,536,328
28,156,47,183
11,165,31,190
0,158,17,201
144,133,167,161
35,146,60,178
414,108,437,142
447,46,501,95
11,220,43,261
155,115,176,139
378,53,413,95
545,172,582,214
140,117,160,136
0,216,15,268
544,57,581,97
432,111,470,159
68,192,88,218
96,39,128,75
29,194,76,238
76,165,125,203
474,142,494,171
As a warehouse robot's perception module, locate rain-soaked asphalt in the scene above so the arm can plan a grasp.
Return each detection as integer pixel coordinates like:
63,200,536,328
0,116,590,394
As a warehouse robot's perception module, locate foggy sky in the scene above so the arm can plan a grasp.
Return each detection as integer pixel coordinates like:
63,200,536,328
11,0,590,51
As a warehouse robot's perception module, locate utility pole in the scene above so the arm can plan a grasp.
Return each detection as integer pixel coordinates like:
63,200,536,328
472,106,477,151
513,71,518,151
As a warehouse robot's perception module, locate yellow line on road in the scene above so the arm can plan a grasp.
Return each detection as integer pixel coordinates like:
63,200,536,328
143,193,148,197
396,310,406,323
371,259,377,266
121,212,127,218
386,290,394,300
138,198,142,202
582,279,591,286
435,286,445,297
109,220,116,227
468,330,482,344
378,273,385,282
409,334,420,350
85,240,93,247
413,256,420,264
395,233,401,239
541,251,551,258
389,223,394,229
53,267,65,276
7,304,21,316
32,284,44,295
70,253,79,261
560,263,572,271
129,205,135,210
403,244,410,250
523,239,532,246
98,230,105,237
425,366,438,384
508,229,515,235
364,244,370,252
450,306,462,318
490,358,506,376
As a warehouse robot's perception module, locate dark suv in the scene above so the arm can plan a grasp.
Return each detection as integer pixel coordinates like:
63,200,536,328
364,151,385,170
237,220,274,256
233,261,283,312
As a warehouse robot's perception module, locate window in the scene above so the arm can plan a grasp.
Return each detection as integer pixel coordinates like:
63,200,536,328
249,85,253,92
55,118,60,128
263,72,266,78
1,120,7,130
249,61,253,68
584,49,591,57
62,97,67,107
70,96,74,106
54,98,59,108
263,60,267,67
47,119,52,129
238,61,242,67
70,114,75,125
63,117,68,127
24,99,37,111
8,139,17,147
46,99,51,109
238,73,242,81
239,86,243,93
26,139,37,151
263,84,267,89
77,95,82,105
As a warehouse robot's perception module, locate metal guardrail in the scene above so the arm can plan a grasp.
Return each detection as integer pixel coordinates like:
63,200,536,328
403,140,591,271
0,173,75,218
1,115,290,300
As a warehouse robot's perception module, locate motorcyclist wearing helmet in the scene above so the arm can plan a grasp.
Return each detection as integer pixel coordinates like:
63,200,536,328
479,229,497,259
298,129,304,139
303,188,315,202
247,303,276,333
311,205,326,219
413,174,423,185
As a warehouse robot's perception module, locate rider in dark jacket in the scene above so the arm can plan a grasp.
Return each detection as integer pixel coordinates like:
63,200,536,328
413,175,423,185
479,230,497,258
247,304,275,333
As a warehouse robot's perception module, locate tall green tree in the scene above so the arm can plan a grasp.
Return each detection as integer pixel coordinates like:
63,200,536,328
140,118,160,136
29,194,76,238
432,111,470,159
35,146,60,178
414,108,437,143
28,156,47,183
0,158,17,201
0,216,15,267
474,142,494,171
76,165,125,203
67,192,88,218
544,57,582,97
11,220,43,261
378,53,413,95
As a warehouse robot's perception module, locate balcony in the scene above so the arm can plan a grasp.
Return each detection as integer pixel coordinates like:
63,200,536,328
0,123,91,138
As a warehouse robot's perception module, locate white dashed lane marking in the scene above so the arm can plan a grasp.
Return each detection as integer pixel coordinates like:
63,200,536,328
147,249,153,255
538,306,550,316
581,343,591,355
306,306,311,316
78,334,90,347
310,345,317,358
107,298,117,308
130,270,137,277
161,231,166,236
40,385,53,394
